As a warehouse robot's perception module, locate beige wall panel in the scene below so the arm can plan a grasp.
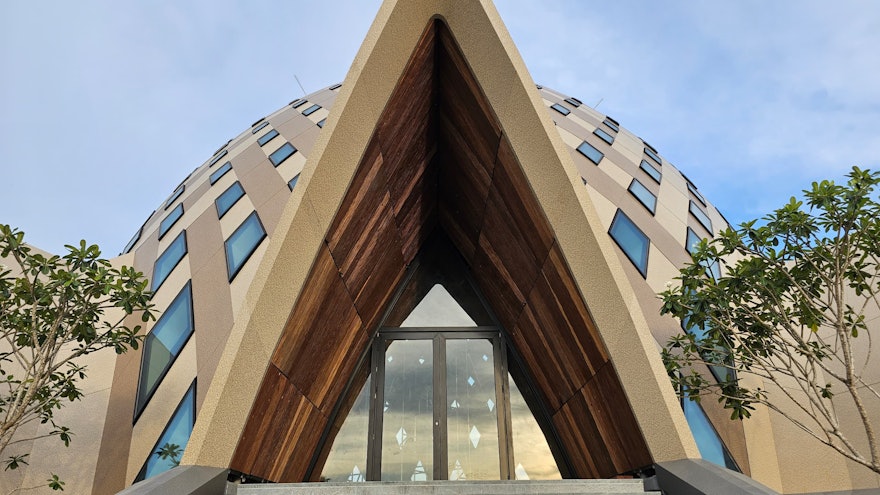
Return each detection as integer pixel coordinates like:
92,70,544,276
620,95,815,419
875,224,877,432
585,184,617,227
290,126,321,156
555,125,586,149
275,152,307,185
598,156,638,191
228,242,269,320
569,114,600,133
191,248,234,409
148,257,191,313
256,187,293,237
274,117,317,144
219,197,256,239
239,153,287,212
256,132,281,151
225,143,269,179
306,108,330,124
645,249,681,295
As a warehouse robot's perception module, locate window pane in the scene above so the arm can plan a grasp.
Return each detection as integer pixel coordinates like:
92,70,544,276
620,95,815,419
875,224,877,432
151,231,187,292
164,184,185,210
689,200,713,233
550,103,570,116
639,160,662,183
158,204,184,240
593,127,614,145
123,228,141,254
224,211,266,281
628,179,656,214
215,181,245,219
252,121,269,134
603,118,619,132
209,162,232,185
269,142,297,167
317,118,326,128
563,97,581,107
291,99,307,109
302,104,321,116
682,385,740,472
609,210,649,278
322,375,370,482
687,181,707,206
136,381,196,481
508,373,561,480
576,141,603,165
135,283,194,417
257,129,279,147
288,174,300,191
644,147,662,165
208,149,228,167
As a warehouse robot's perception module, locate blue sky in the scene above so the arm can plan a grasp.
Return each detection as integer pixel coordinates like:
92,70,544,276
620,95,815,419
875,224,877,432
2,1,879,254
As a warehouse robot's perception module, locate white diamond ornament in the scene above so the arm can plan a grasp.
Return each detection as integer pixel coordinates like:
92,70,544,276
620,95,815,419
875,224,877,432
469,425,481,448
487,398,495,411
467,376,475,387
396,427,407,447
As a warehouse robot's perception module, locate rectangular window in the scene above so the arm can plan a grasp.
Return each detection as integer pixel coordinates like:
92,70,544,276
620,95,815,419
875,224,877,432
689,200,713,233
317,118,326,128
329,83,342,90
644,146,662,165
550,103,570,116
252,121,270,134
288,174,300,191
151,231,187,292
593,127,615,145
257,129,279,147
225,211,267,281
640,160,662,184
164,183,185,210
686,227,722,280
609,210,649,278
576,141,603,165
216,181,245,219
291,99,308,109
122,228,142,255
209,161,233,185
603,117,619,132
564,97,581,107
158,204,184,240
302,104,321,116
208,149,228,167
628,179,657,214
135,381,196,481
270,142,297,167
134,283,194,421
687,180,707,206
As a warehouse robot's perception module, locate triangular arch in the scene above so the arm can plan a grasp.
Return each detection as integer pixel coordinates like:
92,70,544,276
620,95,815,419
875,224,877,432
182,0,697,481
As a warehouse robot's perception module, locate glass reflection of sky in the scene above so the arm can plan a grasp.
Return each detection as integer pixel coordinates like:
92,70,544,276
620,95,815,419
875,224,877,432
401,284,478,327
321,375,370,482
509,373,562,480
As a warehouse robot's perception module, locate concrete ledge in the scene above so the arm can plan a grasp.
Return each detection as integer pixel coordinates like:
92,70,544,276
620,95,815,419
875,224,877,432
655,459,779,495
116,465,228,495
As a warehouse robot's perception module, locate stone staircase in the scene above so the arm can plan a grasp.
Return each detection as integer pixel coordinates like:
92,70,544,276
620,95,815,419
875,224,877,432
230,479,653,495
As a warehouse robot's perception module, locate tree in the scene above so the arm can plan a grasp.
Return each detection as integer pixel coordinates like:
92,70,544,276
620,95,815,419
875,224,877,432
660,167,880,475
0,225,155,489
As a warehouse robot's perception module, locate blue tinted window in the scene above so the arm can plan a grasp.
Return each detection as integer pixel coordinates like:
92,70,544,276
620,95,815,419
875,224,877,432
164,184,185,210
576,141,603,165
686,227,722,281
151,232,187,292
209,161,232,185
122,228,141,255
628,179,656,214
603,118,619,132
135,381,196,481
639,160,662,183
690,201,713,233
317,118,326,128
135,283,194,418
564,97,581,107
252,121,269,134
609,210,649,278
593,127,614,145
270,142,297,167
225,211,267,281
682,385,740,471
687,181,707,206
257,129,279,147
216,181,245,219
208,149,228,167
550,103,570,116
644,147,662,165
329,83,342,90
288,174,300,191
158,204,184,240
302,104,321,116
291,99,308,109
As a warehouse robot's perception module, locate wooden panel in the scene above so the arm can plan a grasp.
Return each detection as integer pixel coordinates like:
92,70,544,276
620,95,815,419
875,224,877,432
230,365,327,481
270,247,367,412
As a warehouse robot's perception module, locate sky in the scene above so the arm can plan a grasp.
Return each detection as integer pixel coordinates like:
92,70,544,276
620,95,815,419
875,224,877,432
2,1,879,255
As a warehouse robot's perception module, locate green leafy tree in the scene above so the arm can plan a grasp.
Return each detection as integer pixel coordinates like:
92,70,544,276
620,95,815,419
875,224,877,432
660,167,880,475
0,225,155,489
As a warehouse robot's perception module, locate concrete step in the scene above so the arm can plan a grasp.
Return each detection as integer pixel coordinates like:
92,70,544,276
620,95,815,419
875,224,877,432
232,479,651,495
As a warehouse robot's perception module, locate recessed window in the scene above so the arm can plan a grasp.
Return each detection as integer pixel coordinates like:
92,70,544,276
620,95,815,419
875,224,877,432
134,283,194,420
329,83,342,90
317,118,326,128
252,121,270,134
269,142,297,167
288,174,300,191
208,149,228,167
302,104,321,116
687,180,707,206
257,129,279,147
135,381,196,481
225,211,267,281
564,97,581,107
550,103,570,116
122,228,142,255
681,384,741,471
603,117,619,132
644,146,662,165
158,204,184,240
640,160,662,184
628,179,656,214
686,227,722,280
209,161,233,185
216,181,245,219
576,141,603,165
291,99,308,109
251,118,265,127
690,201,713,233
151,231,187,292
593,127,615,145
609,210,649,278
164,184,185,210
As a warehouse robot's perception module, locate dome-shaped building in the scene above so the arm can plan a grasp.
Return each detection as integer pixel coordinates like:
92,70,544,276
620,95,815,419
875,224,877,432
4,1,879,494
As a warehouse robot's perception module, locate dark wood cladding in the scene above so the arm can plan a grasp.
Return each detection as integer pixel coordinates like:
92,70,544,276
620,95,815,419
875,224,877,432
232,18,654,481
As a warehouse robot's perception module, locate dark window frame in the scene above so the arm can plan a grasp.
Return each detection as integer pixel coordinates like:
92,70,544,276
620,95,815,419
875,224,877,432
302,104,321,116
687,180,707,206
257,129,279,147
689,200,713,234
209,161,233,185
639,160,662,184
135,380,197,481
269,142,297,167
644,146,662,165
291,99,308,109
576,141,603,165
163,184,185,210
215,181,245,219
593,127,615,145
288,174,300,191
608,210,650,278
628,179,657,215
550,103,570,116
252,121,270,134
158,203,184,240
225,211,267,282
151,231,187,293
563,97,581,107
208,149,228,167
